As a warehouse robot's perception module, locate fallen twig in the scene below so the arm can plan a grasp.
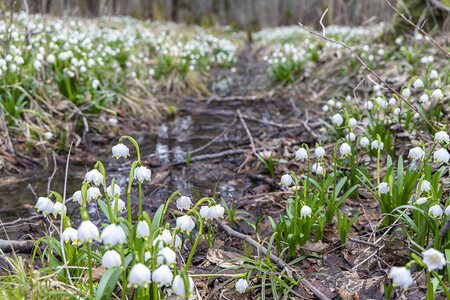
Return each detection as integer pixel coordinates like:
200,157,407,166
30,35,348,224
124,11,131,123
47,151,58,194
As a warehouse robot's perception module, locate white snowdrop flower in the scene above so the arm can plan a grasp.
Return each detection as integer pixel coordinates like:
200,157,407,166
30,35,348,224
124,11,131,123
332,113,343,126
92,79,100,89
429,204,443,218
77,221,100,243
44,132,53,139
72,190,83,205
102,250,122,270
144,252,152,262
373,84,381,92
346,132,356,141
419,94,429,103
134,166,151,183
322,105,329,112
300,205,312,218
172,275,194,298
46,54,55,63
312,163,324,175
153,229,173,250
33,60,42,70
348,118,357,127
36,197,54,216
128,263,151,288
346,95,352,101
362,45,369,52
389,98,397,106
149,68,155,76
371,140,384,150
101,224,126,248
87,187,101,202
280,174,293,187
377,49,385,56
389,267,413,289
173,234,182,250
393,108,400,116
340,143,352,157
432,89,444,100
420,180,431,193
108,117,118,126
336,102,342,108
62,227,78,244
112,143,129,159
136,221,150,240
315,146,325,158
327,99,335,106
152,265,173,287
176,196,192,211
422,248,446,271
435,131,449,143
360,137,370,147
401,88,411,98
445,205,450,216
200,206,212,220
433,148,449,164
364,101,374,110
414,197,427,205
209,204,225,219
295,148,308,161
429,70,438,79
87,58,95,68
79,66,87,73
413,79,424,89
236,278,249,294
52,202,67,217
378,182,389,194
84,169,103,185
176,215,195,234
395,37,403,45
157,247,176,267
368,55,374,61
106,183,120,199
408,147,425,161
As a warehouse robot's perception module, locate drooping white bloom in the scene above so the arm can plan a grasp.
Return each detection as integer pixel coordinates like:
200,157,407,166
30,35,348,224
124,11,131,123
62,227,78,244
432,89,444,100
280,174,293,187
435,131,449,143
371,140,384,150
87,187,101,202
408,147,425,161
157,247,176,267
35,197,54,216
112,143,129,159
134,166,152,183
176,196,192,211
200,206,212,220
420,180,431,193
128,263,151,288
72,190,83,205
111,199,126,213
174,234,182,250
236,278,249,293
389,98,397,106
434,148,450,164
445,205,450,216
413,79,424,89
136,221,150,240
106,183,121,199
401,88,411,98
364,101,374,110
332,113,343,126
46,54,55,63
92,79,100,89
145,252,152,262
84,169,103,185
360,137,370,147
340,143,352,157
52,202,67,217
429,70,438,79
327,99,335,106
393,108,400,115
315,146,325,158
322,105,329,112
422,248,446,271
429,205,443,218
153,229,173,250
378,182,389,194
312,163,324,175
209,204,225,219
101,224,126,248
176,215,195,234
152,265,173,287
419,94,429,103
295,148,308,161
102,250,122,270
300,205,312,218
348,118,357,127
77,220,100,243
346,132,356,141
172,275,194,298
44,132,53,139
389,267,413,288
414,197,427,205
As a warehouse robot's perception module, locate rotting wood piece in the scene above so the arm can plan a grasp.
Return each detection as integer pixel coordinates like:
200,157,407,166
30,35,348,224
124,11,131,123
0,239,35,253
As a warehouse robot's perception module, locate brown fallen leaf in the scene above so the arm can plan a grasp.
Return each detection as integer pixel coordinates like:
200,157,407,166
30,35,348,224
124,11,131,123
206,248,243,268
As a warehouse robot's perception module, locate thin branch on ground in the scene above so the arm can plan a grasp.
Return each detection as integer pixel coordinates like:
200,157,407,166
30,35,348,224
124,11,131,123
26,183,38,202
237,109,256,155
47,151,58,195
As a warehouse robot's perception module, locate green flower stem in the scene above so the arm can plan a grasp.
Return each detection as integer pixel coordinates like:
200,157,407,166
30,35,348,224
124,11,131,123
418,142,437,176
120,247,127,300
121,136,141,163
190,272,247,278
160,190,181,227
191,197,214,211
185,210,204,269
127,161,139,224
290,171,299,238
432,269,450,299
426,270,433,300
95,161,114,222
138,182,143,221
86,243,94,298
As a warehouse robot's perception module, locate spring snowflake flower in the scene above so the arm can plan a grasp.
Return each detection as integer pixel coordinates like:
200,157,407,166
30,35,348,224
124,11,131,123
176,215,195,234
52,202,67,217
280,174,293,187
153,229,173,250
389,98,397,106
176,196,192,211
419,94,429,103
172,275,194,298
46,54,55,63
346,132,356,141
300,205,312,218
371,140,384,150
432,89,444,100
340,143,352,157
434,148,450,164
134,166,151,183
209,204,225,219
295,148,308,161
77,221,100,243
84,169,103,185
445,205,450,216
401,88,411,98
236,278,249,293
157,247,176,267
106,183,120,198
435,131,449,143
152,265,173,287
327,99,335,106
128,263,151,288
315,146,325,158
322,105,329,112
422,248,446,271
413,79,424,89
44,132,53,139
378,182,389,194
393,108,400,116
92,79,100,89
414,197,427,205
348,118,357,127
145,252,152,262
389,267,413,288
429,205,443,218
420,180,431,193
101,224,126,248
72,190,83,205
429,70,438,79
200,206,212,220
102,250,122,270
112,143,129,159
87,187,101,201
408,147,425,160
312,163,325,175
111,199,126,213
136,221,150,240
62,227,78,244
360,137,370,147
36,197,54,216
332,113,343,126
364,101,374,110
